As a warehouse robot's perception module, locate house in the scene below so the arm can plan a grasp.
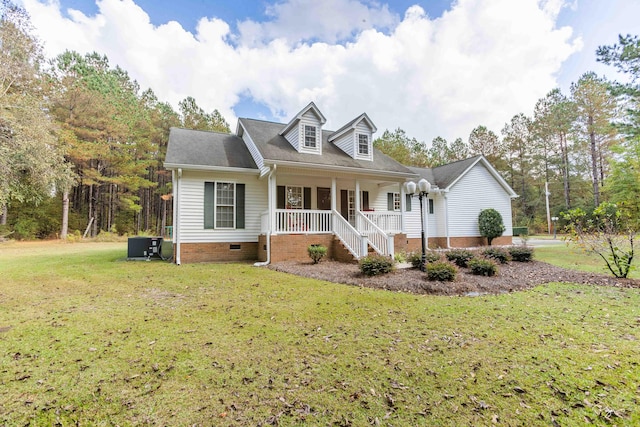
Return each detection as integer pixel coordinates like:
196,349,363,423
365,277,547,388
164,102,517,264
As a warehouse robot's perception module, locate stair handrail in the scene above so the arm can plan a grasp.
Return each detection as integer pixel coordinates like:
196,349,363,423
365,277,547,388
331,210,364,258
356,211,391,256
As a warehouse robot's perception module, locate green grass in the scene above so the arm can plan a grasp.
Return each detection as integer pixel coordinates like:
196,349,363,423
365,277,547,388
1,241,640,425
534,240,640,279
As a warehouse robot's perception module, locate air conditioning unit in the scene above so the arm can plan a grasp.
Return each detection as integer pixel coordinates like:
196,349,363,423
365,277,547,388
128,237,163,260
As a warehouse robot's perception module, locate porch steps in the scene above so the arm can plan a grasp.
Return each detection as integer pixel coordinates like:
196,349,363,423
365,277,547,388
332,237,359,263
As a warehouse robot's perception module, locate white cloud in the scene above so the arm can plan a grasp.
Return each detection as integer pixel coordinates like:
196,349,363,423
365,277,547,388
22,0,582,144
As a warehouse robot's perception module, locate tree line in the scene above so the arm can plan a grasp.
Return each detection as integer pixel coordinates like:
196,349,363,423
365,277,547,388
374,36,640,232
1,0,639,238
0,1,228,239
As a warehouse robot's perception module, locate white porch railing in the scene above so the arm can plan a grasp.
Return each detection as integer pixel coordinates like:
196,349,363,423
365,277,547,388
275,209,332,234
332,209,365,258
362,211,402,234
356,211,394,256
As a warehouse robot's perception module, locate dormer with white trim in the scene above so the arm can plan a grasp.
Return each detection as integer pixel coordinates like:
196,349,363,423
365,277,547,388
328,113,376,161
279,102,327,155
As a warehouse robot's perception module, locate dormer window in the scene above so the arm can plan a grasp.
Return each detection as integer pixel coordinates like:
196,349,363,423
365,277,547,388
358,134,369,155
304,125,317,148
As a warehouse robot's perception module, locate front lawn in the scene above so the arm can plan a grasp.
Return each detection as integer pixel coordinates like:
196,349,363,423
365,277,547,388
1,241,639,425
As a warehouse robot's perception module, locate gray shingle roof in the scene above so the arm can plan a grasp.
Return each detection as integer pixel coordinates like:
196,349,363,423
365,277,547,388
239,118,413,175
165,127,257,169
409,155,482,189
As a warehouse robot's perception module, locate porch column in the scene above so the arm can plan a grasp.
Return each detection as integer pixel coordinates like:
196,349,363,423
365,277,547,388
270,169,277,234
355,180,361,211
400,182,406,233
331,178,337,211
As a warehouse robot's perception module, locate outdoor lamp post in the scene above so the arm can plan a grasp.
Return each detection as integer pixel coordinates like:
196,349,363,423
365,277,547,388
405,178,431,271
551,216,559,239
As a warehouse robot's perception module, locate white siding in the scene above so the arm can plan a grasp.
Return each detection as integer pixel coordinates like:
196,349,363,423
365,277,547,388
178,170,266,243
284,126,299,150
241,131,264,169
354,121,373,161
374,184,438,238
276,175,333,209
298,111,323,154
333,131,354,158
446,163,513,237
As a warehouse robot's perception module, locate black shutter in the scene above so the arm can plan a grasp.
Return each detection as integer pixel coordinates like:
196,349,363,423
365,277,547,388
303,187,311,209
204,182,214,229
362,191,369,210
406,194,412,212
340,190,349,219
236,184,245,229
387,193,394,211
428,198,434,214
277,186,285,209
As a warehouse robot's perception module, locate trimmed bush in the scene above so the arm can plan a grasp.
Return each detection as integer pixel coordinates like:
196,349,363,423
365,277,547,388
482,247,510,264
508,246,534,262
468,258,498,276
478,208,506,245
359,254,395,276
426,261,457,281
407,251,441,269
445,249,475,268
307,244,328,264
512,226,529,236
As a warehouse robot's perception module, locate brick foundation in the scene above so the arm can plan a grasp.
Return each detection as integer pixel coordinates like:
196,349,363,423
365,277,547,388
407,235,513,250
176,233,513,264
178,242,258,263
269,234,340,263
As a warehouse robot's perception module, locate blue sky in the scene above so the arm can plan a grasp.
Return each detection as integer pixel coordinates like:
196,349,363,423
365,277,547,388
20,0,640,143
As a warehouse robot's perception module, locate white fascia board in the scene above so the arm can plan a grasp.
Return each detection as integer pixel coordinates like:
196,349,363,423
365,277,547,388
163,163,260,175
264,159,415,179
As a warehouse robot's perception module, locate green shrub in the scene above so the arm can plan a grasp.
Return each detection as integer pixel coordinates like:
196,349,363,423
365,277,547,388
445,249,475,268
307,244,328,264
468,258,498,276
512,226,529,236
393,251,407,263
508,246,534,262
359,254,395,276
425,261,457,281
407,250,441,269
478,208,506,245
482,247,510,264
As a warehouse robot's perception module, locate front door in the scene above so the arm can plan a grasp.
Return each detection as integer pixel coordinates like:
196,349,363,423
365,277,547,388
317,187,331,210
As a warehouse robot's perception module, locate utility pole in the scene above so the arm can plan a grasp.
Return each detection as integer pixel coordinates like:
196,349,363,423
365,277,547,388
545,182,551,234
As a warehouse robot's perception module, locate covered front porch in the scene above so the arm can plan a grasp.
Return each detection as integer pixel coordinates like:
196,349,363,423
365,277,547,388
258,166,412,261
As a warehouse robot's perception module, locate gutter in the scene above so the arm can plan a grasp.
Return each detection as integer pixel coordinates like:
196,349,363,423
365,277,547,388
254,164,277,266
175,168,182,265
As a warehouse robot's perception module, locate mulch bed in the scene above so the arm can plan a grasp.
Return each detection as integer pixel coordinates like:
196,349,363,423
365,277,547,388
269,260,640,296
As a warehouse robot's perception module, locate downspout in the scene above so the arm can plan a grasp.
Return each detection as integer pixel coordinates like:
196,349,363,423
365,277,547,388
254,164,276,266
175,168,182,265
444,191,451,248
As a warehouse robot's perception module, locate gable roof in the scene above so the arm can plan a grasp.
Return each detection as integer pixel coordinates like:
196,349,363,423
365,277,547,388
279,101,327,136
328,113,377,142
239,118,414,176
409,155,518,197
164,127,258,170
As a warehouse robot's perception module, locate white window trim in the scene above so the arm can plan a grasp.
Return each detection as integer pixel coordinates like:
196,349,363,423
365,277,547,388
215,182,236,229
393,192,401,211
357,133,369,155
285,185,304,209
300,123,322,153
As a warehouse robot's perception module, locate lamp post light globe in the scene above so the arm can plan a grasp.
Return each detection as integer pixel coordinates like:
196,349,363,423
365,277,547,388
405,179,430,272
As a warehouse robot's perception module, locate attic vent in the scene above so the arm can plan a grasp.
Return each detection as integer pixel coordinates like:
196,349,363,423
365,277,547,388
230,244,241,250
